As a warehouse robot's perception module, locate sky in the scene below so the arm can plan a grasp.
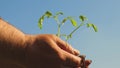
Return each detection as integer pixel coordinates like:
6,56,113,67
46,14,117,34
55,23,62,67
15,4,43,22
0,0,120,68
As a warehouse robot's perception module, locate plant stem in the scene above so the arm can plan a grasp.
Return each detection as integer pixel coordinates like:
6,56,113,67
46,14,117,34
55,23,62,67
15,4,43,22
57,24,61,37
54,17,61,37
68,22,85,38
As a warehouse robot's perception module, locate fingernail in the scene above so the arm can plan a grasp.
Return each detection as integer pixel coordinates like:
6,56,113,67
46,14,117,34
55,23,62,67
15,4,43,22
74,49,80,55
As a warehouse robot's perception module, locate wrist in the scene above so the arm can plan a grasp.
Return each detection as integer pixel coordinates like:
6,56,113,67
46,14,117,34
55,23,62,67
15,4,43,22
0,37,27,68
24,34,36,67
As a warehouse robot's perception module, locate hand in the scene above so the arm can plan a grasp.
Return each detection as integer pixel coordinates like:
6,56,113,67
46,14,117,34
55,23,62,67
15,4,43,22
0,19,91,68
79,55,92,68
25,34,91,68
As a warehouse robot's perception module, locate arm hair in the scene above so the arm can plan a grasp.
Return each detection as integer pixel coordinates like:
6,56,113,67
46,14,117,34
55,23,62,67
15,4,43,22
0,18,27,68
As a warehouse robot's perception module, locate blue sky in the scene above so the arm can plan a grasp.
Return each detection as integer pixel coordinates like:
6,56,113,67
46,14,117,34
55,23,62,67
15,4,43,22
0,0,120,68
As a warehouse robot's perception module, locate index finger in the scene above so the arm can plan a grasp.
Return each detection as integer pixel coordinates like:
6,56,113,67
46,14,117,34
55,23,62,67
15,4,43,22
55,36,80,55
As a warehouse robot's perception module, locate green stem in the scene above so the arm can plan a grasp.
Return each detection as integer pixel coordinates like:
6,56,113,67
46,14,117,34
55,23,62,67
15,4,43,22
57,24,61,37
68,22,85,38
54,17,61,37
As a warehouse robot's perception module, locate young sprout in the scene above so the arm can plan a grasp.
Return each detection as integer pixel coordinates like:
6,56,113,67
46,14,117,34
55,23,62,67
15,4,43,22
38,11,98,41
38,11,97,68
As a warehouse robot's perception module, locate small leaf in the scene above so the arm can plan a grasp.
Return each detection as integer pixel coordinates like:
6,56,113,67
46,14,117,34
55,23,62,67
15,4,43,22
38,15,44,29
92,24,98,32
87,23,92,27
87,23,98,32
56,12,63,15
54,12,63,20
62,18,68,24
45,11,52,18
79,15,87,22
70,18,78,27
38,22,42,29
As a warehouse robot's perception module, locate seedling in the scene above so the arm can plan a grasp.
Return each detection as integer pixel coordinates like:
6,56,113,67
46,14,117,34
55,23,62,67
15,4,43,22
38,11,97,68
38,11,98,41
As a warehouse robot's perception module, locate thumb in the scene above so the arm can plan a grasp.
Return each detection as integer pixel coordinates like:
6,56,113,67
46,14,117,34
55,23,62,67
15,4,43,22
62,50,82,67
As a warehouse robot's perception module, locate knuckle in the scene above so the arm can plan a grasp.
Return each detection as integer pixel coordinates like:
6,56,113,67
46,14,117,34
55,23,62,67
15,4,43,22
48,34,57,41
49,34,57,39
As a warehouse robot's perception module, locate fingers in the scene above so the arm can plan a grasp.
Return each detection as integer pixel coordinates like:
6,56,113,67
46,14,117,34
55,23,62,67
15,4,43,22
85,60,92,68
61,51,92,68
55,37,80,55
79,55,86,68
54,35,92,68
61,50,82,67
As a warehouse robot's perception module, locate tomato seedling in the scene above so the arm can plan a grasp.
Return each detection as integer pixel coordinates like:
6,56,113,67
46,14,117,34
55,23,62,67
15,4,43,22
38,11,97,41
38,11,97,68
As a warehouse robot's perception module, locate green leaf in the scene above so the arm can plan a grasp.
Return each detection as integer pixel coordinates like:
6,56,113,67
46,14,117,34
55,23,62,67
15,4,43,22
79,15,87,22
62,18,68,24
56,12,63,15
54,12,63,20
38,22,42,29
87,23,98,32
70,18,78,27
45,11,52,18
92,24,98,32
38,15,44,29
38,11,52,29
87,23,92,27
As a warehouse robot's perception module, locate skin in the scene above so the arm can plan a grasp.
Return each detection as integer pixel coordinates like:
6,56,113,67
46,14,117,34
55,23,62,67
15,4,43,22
0,18,91,68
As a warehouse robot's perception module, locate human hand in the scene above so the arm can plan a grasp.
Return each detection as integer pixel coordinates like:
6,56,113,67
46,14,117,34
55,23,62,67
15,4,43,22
25,34,91,68
62,55,92,68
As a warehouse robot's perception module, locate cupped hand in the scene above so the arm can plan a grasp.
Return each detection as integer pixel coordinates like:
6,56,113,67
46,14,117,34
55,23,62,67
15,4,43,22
25,34,91,68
